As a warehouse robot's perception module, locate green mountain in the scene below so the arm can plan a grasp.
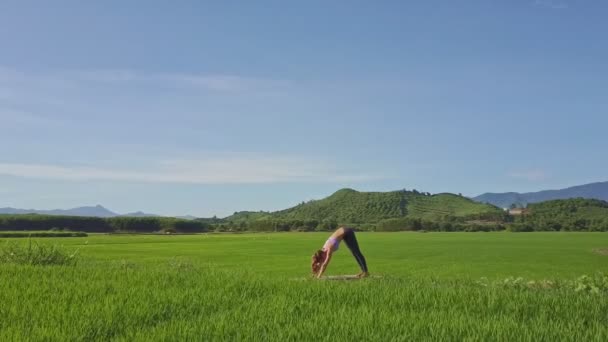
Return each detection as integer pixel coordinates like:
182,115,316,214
223,211,272,223
272,188,406,223
224,188,504,225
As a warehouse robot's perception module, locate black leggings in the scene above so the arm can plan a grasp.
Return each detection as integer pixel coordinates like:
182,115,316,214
343,228,368,273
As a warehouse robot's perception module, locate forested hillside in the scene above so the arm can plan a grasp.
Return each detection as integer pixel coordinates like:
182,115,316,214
510,198,608,232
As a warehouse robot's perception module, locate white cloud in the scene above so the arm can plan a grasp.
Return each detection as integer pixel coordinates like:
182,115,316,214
0,156,380,184
508,169,547,181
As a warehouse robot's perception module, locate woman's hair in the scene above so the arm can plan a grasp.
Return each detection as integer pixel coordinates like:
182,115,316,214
313,249,325,262
311,249,325,273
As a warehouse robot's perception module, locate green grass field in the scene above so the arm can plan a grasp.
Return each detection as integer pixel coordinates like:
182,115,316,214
1,232,607,341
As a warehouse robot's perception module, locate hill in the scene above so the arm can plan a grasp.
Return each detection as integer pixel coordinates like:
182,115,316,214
272,188,406,223
224,211,272,223
224,188,504,226
473,181,608,208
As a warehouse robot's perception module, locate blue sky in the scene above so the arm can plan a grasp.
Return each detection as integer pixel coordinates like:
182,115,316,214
1,0,607,217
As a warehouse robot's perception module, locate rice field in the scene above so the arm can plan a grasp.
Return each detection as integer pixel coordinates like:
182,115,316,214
1,232,607,341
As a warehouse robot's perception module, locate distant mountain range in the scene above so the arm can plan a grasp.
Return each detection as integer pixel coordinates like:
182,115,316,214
0,205,118,217
0,205,196,219
473,181,608,208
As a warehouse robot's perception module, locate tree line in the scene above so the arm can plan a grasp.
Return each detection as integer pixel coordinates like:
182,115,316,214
211,217,505,232
0,215,210,233
0,215,504,233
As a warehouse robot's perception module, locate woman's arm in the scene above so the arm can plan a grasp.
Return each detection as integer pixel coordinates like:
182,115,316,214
315,251,332,278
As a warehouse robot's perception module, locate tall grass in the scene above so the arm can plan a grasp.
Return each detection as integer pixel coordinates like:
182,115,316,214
0,262,607,341
0,239,80,265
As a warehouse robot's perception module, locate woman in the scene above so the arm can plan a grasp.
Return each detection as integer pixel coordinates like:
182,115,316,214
311,226,369,279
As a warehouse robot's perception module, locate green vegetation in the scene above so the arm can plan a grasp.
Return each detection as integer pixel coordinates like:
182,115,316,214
224,211,273,223
406,193,503,220
0,233,607,340
511,198,608,232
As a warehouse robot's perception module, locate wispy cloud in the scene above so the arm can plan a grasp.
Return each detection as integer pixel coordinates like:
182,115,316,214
508,169,547,181
533,0,569,10
70,69,291,92
0,66,290,93
0,156,380,184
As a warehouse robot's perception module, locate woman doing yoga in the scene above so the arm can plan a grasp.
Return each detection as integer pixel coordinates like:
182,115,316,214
311,227,368,279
